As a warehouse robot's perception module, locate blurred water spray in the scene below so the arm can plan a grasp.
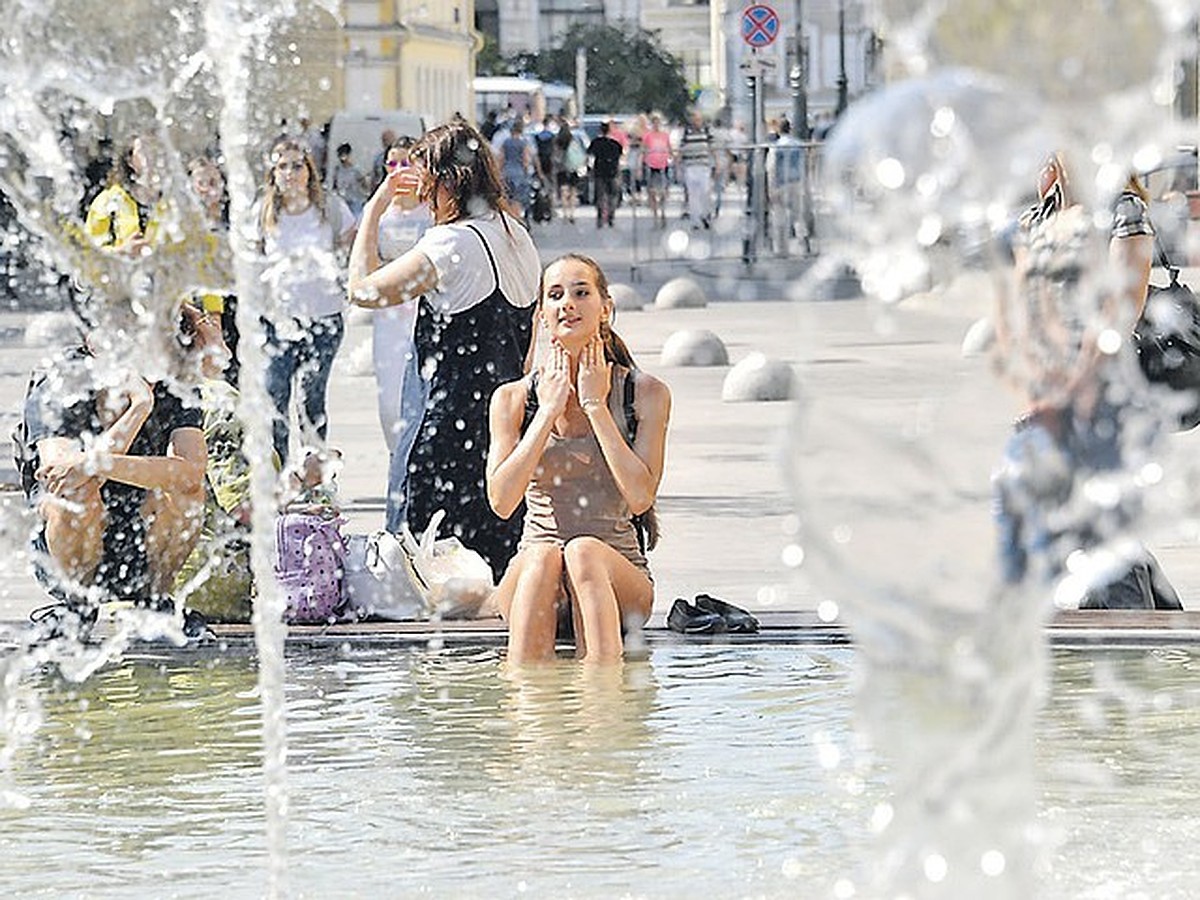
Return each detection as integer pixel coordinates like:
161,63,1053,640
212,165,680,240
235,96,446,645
790,1,1188,895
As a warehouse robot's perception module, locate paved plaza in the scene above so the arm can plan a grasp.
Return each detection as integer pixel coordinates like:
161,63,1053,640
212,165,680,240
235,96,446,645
4,189,1200,628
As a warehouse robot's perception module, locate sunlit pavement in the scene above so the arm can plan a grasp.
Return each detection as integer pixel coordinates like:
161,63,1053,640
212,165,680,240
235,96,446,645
4,202,1200,627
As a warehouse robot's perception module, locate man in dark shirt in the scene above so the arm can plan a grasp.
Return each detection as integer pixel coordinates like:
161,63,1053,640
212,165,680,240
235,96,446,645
22,318,208,627
587,121,624,228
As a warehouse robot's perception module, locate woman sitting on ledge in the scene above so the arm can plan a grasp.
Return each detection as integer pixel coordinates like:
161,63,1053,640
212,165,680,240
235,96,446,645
486,255,672,663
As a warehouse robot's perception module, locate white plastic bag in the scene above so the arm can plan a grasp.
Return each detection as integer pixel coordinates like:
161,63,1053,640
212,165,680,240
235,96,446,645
343,530,426,620
401,511,496,619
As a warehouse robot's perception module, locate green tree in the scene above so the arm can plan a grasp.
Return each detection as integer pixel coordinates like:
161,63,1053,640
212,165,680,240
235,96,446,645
531,23,690,121
476,33,505,77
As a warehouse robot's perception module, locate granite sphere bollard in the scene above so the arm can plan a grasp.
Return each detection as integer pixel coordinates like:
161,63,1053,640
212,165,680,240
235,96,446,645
654,276,707,309
660,329,729,367
607,282,645,311
722,353,795,402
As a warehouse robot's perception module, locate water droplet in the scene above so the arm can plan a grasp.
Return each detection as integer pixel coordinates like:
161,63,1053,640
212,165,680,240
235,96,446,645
781,543,805,567
876,157,905,189
1095,328,1122,355
980,849,1006,877
923,853,948,883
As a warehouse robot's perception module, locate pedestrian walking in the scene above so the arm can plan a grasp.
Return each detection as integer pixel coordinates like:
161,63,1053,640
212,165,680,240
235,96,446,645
677,110,715,229
588,121,623,228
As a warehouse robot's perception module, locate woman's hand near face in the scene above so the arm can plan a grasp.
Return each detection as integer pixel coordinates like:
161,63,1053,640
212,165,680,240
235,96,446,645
577,335,611,410
369,165,420,212
537,341,573,419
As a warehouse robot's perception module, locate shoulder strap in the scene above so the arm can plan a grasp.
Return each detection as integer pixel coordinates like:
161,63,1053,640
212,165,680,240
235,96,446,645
622,367,638,443
620,368,653,555
465,223,501,295
521,373,538,434
1153,230,1180,283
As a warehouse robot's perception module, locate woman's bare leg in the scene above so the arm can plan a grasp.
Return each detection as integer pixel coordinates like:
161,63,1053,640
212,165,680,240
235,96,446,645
563,537,653,663
40,484,106,589
142,485,205,597
491,543,565,664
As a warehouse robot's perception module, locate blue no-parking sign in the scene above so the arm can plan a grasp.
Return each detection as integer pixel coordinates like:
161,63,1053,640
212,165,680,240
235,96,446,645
741,4,780,48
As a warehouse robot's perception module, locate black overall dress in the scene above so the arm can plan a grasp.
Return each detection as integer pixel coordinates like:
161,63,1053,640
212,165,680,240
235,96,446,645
408,223,534,581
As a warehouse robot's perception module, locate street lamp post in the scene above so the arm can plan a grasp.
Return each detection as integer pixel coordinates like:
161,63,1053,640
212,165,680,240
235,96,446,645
791,0,810,139
836,0,848,117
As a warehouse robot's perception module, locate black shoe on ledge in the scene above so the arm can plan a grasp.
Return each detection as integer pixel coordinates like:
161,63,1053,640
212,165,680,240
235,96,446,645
694,594,759,633
666,598,726,635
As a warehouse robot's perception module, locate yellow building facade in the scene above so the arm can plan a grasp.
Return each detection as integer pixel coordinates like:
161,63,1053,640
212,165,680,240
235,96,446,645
341,0,479,126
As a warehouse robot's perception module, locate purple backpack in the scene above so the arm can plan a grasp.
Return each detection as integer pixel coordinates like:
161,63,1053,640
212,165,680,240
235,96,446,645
274,512,347,624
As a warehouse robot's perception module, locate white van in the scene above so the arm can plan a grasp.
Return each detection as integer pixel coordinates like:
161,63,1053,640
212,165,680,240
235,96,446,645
324,110,426,187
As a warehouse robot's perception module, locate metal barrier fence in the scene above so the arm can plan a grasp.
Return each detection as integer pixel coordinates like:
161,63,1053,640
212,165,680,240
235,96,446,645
626,140,826,274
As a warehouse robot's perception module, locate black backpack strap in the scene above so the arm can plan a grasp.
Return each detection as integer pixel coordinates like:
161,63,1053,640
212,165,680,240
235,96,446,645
1153,230,1181,284
520,373,539,435
622,367,638,442
621,369,651,555
465,223,501,295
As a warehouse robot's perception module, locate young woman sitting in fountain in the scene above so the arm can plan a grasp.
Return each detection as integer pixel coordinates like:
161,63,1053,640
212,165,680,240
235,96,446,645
21,301,223,638
486,255,672,663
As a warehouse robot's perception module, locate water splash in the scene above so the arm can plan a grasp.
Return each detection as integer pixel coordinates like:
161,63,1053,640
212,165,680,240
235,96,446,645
789,1,1194,895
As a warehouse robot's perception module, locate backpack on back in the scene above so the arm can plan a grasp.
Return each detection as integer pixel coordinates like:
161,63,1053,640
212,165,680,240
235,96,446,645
274,511,347,624
565,137,587,175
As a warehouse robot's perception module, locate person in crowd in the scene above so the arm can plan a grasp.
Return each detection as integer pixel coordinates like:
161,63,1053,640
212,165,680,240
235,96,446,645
553,118,584,224
372,136,434,532
608,117,632,199
486,254,671,663
767,119,810,255
641,114,672,229
480,110,500,142
330,142,371,216
347,120,539,580
588,120,623,229
991,153,1180,608
80,136,114,219
256,138,356,466
626,115,646,200
534,117,557,177
170,305,260,624
727,119,749,194
297,114,327,176
187,155,240,386
371,128,397,191
21,302,213,635
84,133,167,253
533,116,559,216
498,118,535,222
676,109,715,229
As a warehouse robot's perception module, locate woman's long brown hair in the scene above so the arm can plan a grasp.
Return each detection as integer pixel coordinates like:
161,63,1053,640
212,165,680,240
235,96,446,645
258,138,328,236
409,121,509,228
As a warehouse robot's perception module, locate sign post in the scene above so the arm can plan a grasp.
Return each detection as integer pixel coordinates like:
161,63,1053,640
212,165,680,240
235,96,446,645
739,4,779,264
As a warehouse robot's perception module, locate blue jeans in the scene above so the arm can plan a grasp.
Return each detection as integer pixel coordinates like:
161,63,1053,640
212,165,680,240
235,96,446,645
263,313,344,465
384,351,428,533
